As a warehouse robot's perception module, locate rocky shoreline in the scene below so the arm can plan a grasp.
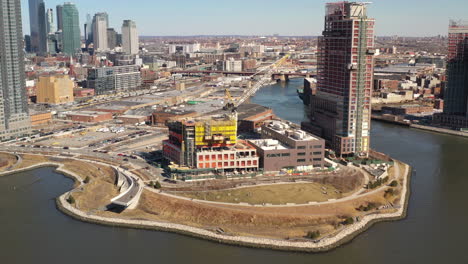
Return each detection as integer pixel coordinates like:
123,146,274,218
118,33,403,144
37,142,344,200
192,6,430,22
2,154,411,253
54,162,412,253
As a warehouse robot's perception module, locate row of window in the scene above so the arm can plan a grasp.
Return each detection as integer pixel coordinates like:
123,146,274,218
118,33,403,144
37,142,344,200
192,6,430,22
297,158,322,163
198,160,258,169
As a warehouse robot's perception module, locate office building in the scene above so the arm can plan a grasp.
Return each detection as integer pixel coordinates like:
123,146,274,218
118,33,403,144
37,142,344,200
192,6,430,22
434,20,468,129
107,28,118,50
28,0,48,54
84,14,93,48
93,13,109,51
87,65,141,94
225,58,242,72
56,5,63,31
0,0,31,140
122,20,138,54
249,121,325,172
306,2,375,156
61,2,81,55
36,75,75,105
46,8,55,34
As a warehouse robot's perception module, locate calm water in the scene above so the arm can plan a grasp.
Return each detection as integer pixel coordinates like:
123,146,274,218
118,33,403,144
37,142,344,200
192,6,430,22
1,79,468,264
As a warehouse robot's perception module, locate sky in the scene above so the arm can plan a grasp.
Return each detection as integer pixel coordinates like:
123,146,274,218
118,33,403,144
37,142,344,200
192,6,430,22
20,0,468,37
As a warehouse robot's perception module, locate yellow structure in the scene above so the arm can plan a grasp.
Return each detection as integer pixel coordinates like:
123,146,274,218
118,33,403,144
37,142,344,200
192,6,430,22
37,75,75,104
194,113,237,146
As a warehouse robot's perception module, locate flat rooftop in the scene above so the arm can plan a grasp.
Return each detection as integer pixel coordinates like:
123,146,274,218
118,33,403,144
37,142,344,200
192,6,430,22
249,139,288,151
237,103,273,120
265,120,321,141
67,111,111,117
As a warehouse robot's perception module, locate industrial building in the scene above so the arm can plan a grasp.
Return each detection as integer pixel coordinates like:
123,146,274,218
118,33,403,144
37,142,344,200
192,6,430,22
249,121,325,172
66,111,113,123
36,75,75,104
236,104,275,133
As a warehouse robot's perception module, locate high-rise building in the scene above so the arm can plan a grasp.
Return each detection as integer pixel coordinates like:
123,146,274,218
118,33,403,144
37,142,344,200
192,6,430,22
434,20,468,129
122,20,138,55
61,2,81,55
28,0,48,54
93,13,109,52
445,20,468,116
84,14,93,48
56,5,63,31
0,0,31,140
306,2,375,156
107,28,118,50
46,8,55,34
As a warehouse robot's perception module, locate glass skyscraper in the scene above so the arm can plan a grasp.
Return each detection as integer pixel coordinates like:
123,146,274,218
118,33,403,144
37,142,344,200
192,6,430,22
61,2,81,55
0,0,31,140
28,0,48,54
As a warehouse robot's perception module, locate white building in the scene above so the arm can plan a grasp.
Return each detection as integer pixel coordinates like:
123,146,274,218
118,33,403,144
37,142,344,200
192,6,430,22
224,58,242,72
168,43,201,54
122,20,139,55
93,13,108,52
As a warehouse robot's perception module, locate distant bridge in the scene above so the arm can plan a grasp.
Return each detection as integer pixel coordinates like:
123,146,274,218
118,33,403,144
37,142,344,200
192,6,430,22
170,70,315,80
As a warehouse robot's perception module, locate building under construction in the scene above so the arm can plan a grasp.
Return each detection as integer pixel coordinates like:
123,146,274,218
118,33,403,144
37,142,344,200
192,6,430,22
163,113,259,179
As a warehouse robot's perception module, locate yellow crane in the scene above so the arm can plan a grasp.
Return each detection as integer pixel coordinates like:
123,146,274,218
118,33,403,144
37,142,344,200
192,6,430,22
223,88,236,111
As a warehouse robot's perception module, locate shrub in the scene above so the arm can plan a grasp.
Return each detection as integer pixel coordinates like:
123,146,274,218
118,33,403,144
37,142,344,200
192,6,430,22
343,217,354,225
306,230,321,240
148,181,154,187
67,195,75,204
154,181,162,189
83,176,91,184
390,180,398,187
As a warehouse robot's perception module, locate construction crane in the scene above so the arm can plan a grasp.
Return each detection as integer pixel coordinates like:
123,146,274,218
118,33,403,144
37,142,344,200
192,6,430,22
223,88,236,111
224,54,290,112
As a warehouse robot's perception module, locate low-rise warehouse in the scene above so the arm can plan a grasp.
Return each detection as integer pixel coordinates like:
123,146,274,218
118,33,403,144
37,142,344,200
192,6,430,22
236,103,275,133
66,111,113,123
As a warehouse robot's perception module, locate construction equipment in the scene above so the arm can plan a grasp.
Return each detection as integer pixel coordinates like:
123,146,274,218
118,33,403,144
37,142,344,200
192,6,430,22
223,54,290,112
223,88,236,111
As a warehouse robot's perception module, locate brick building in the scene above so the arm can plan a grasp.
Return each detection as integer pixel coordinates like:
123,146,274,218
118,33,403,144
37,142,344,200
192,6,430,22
249,121,325,172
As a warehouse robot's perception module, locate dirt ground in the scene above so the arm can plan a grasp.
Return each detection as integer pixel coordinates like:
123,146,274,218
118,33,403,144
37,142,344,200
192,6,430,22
65,160,119,212
0,153,18,172
97,184,396,240
175,182,342,205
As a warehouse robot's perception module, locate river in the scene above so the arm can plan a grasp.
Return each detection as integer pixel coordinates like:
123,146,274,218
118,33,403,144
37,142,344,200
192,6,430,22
1,78,468,263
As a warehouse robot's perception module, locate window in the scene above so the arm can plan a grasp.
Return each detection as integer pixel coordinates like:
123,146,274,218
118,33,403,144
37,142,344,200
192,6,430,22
298,152,306,156
297,146,306,150
267,153,282,158
313,152,322,155
313,145,322,149
297,159,306,163
313,158,322,162
281,153,290,157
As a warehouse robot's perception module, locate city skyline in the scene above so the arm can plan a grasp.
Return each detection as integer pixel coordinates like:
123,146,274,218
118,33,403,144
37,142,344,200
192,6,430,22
20,0,468,37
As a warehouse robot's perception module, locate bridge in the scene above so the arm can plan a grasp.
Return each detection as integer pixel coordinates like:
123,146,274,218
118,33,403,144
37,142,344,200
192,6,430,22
170,70,314,81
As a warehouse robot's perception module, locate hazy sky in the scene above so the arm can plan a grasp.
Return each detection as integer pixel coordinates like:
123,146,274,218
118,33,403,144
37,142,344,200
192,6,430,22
20,0,468,36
